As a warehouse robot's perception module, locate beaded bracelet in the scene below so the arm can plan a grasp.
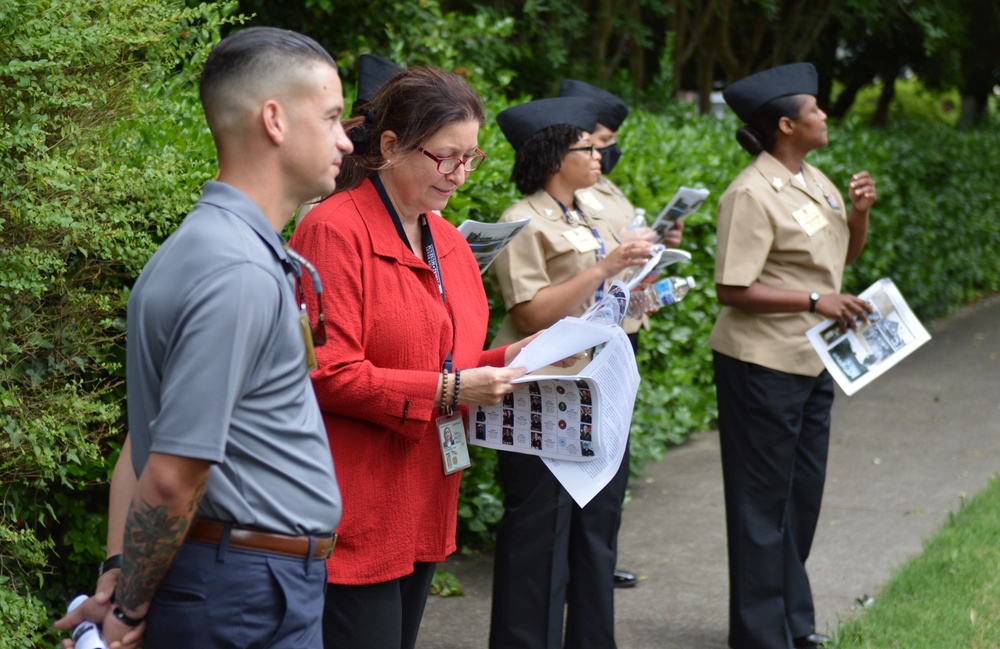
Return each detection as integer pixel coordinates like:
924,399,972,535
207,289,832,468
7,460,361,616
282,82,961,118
452,368,461,409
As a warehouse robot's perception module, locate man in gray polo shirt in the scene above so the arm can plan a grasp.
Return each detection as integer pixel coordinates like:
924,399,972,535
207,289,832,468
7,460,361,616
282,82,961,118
56,27,352,649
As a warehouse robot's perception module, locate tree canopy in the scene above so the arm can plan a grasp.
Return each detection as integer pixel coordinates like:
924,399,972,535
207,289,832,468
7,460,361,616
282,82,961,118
234,0,999,125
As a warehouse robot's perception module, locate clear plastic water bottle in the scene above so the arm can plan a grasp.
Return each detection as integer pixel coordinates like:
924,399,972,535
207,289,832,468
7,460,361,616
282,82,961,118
626,275,696,318
626,207,647,230
67,595,111,649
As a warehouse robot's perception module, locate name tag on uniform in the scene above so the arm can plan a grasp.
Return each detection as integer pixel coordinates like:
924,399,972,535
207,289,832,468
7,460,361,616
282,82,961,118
562,226,600,253
792,202,829,236
576,189,605,212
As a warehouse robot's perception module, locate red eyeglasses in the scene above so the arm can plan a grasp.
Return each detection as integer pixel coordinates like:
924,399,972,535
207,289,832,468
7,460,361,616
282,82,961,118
418,147,486,174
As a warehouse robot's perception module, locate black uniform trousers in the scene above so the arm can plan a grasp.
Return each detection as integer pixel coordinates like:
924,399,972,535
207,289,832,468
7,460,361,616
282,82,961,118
713,351,834,649
322,561,437,649
489,442,630,649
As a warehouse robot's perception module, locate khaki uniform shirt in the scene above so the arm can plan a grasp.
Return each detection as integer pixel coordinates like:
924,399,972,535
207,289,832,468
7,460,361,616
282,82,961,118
489,190,621,373
577,176,646,334
709,151,850,376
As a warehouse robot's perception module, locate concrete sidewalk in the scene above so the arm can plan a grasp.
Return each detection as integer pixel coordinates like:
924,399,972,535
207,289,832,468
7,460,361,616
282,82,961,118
417,293,1000,648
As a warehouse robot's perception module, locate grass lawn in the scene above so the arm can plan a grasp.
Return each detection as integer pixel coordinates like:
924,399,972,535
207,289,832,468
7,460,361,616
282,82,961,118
831,474,1000,648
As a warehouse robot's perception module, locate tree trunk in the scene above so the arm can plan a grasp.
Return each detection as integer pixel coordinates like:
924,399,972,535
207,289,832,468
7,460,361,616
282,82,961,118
958,93,988,128
628,0,645,88
696,44,717,115
829,76,869,119
594,0,614,80
870,73,897,127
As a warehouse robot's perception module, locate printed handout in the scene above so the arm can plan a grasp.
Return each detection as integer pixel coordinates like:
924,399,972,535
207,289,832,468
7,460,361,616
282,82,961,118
469,286,641,506
649,186,710,242
469,328,639,507
806,277,930,396
457,217,531,273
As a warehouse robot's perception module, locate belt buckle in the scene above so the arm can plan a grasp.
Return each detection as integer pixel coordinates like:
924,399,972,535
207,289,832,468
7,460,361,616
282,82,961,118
318,534,337,560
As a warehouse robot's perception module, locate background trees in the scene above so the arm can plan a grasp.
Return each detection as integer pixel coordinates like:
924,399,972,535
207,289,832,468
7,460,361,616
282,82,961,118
232,0,998,125
3,0,998,645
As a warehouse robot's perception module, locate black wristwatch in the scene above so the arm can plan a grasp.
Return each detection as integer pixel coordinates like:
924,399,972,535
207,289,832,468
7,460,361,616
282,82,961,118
112,605,146,627
808,291,820,313
98,553,123,577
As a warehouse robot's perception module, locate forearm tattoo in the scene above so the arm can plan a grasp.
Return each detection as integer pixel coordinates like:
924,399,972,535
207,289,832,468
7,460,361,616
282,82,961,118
116,478,207,613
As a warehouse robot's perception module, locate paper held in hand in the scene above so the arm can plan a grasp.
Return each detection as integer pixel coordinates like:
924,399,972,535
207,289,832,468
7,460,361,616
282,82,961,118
457,217,531,273
806,277,930,396
649,186,710,242
469,284,640,505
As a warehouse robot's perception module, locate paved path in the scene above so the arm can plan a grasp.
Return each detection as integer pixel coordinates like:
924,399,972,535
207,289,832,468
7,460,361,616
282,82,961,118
418,294,1000,648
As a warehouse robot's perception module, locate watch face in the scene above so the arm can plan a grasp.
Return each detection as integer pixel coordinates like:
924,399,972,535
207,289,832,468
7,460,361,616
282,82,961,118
810,292,820,301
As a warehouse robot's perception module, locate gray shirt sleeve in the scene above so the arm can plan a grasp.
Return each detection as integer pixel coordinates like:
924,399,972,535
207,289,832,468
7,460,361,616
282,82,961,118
148,262,282,462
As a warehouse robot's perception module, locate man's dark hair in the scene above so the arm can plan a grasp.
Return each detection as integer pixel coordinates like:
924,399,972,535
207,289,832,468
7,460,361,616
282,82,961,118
199,27,335,135
511,124,584,196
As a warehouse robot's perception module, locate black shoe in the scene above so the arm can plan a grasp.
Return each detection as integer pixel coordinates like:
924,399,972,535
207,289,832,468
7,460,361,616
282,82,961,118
613,568,638,588
794,633,830,648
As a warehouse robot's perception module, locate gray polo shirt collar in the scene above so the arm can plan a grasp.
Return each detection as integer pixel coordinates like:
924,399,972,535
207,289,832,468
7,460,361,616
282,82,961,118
199,181,291,265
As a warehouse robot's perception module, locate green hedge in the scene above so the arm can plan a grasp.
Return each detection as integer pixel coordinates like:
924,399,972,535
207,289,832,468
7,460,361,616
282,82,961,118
0,1,236,645
4,7,999,641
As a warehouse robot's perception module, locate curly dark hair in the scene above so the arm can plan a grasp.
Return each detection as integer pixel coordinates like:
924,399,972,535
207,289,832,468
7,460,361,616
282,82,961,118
510,124,585,196
735,94,806,156
336,66,485,193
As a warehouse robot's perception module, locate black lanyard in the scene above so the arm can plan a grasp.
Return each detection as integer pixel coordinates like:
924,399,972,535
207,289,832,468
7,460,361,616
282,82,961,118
372,175,453,371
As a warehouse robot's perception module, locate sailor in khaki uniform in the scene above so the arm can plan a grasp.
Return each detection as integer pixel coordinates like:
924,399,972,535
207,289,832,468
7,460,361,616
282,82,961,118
562,78,685,590
711,63,877,649
488,97,654,649
490,189,621,358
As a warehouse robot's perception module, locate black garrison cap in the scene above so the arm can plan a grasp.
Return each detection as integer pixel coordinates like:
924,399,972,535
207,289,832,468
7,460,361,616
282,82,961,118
357,54,402,105
723,62,818,123
559,79,630,131
496,97,599,150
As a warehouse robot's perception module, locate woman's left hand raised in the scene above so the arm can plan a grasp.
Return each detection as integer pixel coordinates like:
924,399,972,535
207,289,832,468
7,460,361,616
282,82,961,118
848,171,877,212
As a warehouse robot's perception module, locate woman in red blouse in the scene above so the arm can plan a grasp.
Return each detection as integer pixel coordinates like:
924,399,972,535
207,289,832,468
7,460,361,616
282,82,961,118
290,65,554,649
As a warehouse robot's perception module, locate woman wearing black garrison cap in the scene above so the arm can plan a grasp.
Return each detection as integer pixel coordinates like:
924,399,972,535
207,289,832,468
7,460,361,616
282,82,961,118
488,96,654,649
712,63,877,649
560,78,687,591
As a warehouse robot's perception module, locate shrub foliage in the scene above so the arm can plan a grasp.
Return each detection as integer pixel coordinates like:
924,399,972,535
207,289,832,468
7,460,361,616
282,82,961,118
3,3,999,644
0,1,235,645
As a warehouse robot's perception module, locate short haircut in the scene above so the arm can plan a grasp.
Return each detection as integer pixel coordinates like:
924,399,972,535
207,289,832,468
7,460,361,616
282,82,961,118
337,66,485,192
199,27,336,140
510,124,584,196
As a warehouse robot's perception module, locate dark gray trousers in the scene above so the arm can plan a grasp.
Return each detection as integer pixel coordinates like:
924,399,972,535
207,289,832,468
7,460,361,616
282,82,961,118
145,534,327,649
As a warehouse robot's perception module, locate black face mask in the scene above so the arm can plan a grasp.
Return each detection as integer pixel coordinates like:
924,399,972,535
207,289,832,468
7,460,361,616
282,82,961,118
598,143,622,174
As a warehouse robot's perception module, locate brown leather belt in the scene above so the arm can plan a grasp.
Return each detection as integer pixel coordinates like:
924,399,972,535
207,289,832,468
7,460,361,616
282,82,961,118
188,519,336,560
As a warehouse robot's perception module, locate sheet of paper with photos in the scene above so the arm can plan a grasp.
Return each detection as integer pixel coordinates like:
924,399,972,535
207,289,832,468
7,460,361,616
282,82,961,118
470,282,639,462
471,378,597,460
806,277,930,396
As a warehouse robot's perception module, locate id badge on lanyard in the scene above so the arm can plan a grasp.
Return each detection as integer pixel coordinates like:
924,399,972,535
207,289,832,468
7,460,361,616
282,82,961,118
436,411,471,474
